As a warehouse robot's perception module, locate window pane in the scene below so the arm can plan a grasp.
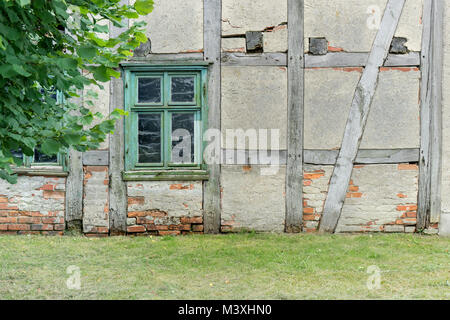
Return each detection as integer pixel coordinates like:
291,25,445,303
34,149,57,163
11,149,23,159
171,113,195,164
138,78,161,103
171,77,195,102
138,114,162,163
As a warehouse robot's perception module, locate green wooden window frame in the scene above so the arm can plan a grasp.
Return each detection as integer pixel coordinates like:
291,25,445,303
124,65,208,172
12,90,67,170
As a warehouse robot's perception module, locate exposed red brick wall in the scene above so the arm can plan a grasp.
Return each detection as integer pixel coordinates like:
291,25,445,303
0,177,66,235
126,181,204,236
83,166,109,237
302,164,424,234
127,210,204,236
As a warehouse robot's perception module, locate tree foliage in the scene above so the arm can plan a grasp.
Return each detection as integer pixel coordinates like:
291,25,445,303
0,0,154,183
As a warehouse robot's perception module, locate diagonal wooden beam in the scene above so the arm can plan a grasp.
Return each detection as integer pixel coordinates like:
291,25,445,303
319,0,406,233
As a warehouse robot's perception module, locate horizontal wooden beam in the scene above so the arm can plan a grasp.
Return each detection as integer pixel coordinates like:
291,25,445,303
221,52,287,66
14,167,68,177
305,148,419,165
126,52,204,62
306,52,420,68
221,149,419,165
221,52,419,68
82,150,109,166
123,170,209,181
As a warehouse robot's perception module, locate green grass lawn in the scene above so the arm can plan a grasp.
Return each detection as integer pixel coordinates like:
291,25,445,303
0,233,448,300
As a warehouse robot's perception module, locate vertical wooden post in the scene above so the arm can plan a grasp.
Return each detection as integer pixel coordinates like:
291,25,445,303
203,0,222,233
108,0,129,234
319,0,405,233
418,0,444,229
65,94,84,231
285,0,304,233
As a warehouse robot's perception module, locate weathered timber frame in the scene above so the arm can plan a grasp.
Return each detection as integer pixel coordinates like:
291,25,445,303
221,52,420,68
65,89,83,230
203,0,222,233
417,0,444,229
319,0,406,233
285,0,304,232
108,0,129,235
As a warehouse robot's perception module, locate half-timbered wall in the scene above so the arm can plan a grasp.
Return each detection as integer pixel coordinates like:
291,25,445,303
1,0,449,236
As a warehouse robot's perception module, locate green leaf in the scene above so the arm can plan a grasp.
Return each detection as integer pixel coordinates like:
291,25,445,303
18,0,31,7
12,64,31,77
77,46,97,59
92,66,110,82
63,133,82,145
134,0,154,15
57,58,78,70
41,139,61,155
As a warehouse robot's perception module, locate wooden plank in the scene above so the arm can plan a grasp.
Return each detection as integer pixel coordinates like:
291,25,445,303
285,0,304,233
220,52,419,67
203,0,222,234
108,6,128,235
221,149,419,165
82,150,109,166
306,148,419,165
417,0,433,229
221,52,287,66
306,52,420,68
128,52,204,62
384,52,420,67
65,92,84,231
319,0,406,233
429,0,444,224
65,148,83,229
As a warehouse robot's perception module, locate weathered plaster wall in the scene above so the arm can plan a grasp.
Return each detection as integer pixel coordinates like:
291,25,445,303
83,79,110,150
222,0,287,36
221,165,286,233
304,0,423,52
304,68,420,150
221,66,287,150
134,0,203,53
83,166,109,236
0,176,66,235
126,181,204,235
303,164,418,233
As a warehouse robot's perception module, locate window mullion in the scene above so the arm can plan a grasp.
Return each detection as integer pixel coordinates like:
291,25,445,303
163,109,170,169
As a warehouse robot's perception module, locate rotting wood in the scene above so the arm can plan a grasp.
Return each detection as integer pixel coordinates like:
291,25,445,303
286,0,304,233
319,0,406,233
203,0,222,234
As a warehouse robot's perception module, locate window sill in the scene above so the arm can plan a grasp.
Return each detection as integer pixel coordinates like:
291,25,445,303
13,167,68,177
123,170,209,181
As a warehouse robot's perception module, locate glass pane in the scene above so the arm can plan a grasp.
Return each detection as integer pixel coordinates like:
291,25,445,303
11,149,23,159
138,78,161,103
171,77,195,103
171,113,195,164
138,114,162,163
34,149,57,163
